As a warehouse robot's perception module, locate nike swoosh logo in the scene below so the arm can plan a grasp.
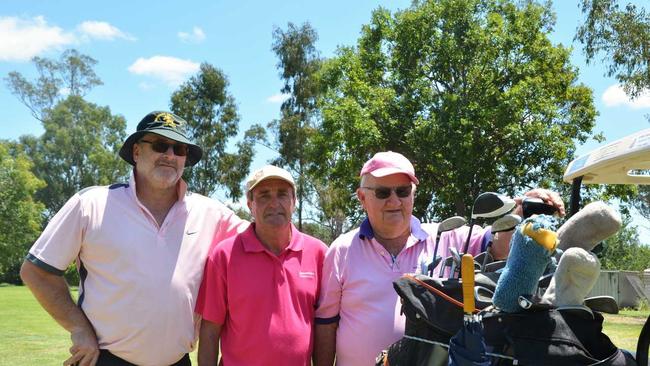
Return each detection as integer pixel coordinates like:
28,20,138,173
186,231,198,235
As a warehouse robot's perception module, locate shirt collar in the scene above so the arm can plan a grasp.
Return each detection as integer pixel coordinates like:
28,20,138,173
241,223,303,253
358,215,428,241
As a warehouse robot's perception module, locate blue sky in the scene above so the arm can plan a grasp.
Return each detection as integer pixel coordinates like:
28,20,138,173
1,0,649,234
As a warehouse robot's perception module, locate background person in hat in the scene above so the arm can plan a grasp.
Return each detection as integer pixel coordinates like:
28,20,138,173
195,165,327,366
313,151,564,366
20,111,248,366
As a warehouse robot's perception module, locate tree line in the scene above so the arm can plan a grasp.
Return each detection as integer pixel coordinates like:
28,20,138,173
2,0,649,283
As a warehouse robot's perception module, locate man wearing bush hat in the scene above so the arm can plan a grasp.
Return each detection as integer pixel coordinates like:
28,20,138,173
196,165,327,366
21,111,248,366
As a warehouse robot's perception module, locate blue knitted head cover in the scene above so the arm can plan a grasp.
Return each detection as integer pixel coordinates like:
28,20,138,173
493,214,558,312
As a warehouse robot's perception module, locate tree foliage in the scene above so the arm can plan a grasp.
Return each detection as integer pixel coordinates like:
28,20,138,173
170,63,265,199
0,142,45,283
577,0,650,98
5,49,103,121
18,96,129,218
600,216,650,270
576,0,650,218
270,22,322,231
5,49,128,218
313,0,598,221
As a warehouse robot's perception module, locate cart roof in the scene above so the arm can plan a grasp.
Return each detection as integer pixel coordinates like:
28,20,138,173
563,128,650,185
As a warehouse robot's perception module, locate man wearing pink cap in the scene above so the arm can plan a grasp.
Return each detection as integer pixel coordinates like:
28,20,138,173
196,165,327,366
20,111,248,366
313,151,564,366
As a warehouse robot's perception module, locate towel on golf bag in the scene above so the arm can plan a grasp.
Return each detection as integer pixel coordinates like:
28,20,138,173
493,215,558,312
482,307,637,366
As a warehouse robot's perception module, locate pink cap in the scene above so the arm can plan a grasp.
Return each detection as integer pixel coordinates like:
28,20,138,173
360,151,419,184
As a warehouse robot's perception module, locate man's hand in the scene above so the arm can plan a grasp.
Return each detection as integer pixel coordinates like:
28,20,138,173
514,188,566,218
63,327,99,366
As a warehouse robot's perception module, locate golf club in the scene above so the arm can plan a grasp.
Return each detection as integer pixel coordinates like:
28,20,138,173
481,214,522,269
448,246,462,278
462,192,516,254
522,197,558,219
491,214,522,233
429,216,467,276
584,295,619,314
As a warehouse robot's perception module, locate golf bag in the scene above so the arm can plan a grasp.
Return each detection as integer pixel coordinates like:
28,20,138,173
377,274,494,366
377,274,641,366
481,307,636,366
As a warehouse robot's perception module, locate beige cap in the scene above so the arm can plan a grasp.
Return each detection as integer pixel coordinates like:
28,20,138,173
246,165,296,193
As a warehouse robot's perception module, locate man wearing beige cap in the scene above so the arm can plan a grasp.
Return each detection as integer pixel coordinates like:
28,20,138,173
314,151,564,366
196,165,328,366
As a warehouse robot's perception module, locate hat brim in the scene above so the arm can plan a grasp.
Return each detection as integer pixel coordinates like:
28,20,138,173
119,128,202,167
368,167,419,185
247,174,296,192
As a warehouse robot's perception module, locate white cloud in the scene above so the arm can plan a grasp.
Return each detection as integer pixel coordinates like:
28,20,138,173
128,56,200,86
267,93,290,103
0,16,74,61
77,21,135,41
602,84,650,109
178,27,206,44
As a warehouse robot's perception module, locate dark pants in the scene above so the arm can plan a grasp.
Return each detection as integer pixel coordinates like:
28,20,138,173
96,350,191,366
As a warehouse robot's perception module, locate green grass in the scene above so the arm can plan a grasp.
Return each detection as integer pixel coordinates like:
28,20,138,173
1,285,648,364
603,309,650,351
0,285,73,365
0,285,199,365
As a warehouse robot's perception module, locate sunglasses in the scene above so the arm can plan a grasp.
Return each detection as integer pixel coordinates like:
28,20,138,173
362,185,412,199
139,140,188,156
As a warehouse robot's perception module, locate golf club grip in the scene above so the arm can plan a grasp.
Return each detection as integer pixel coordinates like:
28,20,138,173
461,254,475,314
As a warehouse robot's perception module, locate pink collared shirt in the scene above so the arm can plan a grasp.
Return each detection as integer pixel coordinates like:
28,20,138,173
196,223,327,366
315,216,488,366
27,172,248,365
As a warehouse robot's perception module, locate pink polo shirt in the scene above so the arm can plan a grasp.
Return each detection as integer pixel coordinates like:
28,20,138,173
314,216,488,366
196,223,327,366
27,172,248,366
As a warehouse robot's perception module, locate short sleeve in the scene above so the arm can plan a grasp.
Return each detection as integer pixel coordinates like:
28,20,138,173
314,244,343,324
27,193,86,274
195,245,228,325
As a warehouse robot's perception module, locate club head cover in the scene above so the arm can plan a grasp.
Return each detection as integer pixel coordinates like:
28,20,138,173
493,214,558,312
542,247,601,307
557,201,621,252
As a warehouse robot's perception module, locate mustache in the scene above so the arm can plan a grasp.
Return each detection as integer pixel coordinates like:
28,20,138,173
264,209,288,216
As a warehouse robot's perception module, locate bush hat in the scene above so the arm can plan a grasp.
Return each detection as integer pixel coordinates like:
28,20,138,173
119,111,202,167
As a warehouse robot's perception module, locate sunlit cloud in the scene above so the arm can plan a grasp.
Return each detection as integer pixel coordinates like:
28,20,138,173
0,16,74,61
178,26,206,44
77,21,135,41
602,84,650,109
128,56,200,86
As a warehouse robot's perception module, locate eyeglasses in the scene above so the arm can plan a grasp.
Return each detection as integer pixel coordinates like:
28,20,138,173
361,185,412,199
139,140,188,156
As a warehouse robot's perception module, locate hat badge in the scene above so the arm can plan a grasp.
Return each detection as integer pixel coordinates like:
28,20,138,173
154,112,181,129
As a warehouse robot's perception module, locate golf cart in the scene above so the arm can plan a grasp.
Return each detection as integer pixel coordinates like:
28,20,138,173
564,127,650,365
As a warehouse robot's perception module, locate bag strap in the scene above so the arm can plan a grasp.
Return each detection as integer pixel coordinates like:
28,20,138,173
403,274,479,314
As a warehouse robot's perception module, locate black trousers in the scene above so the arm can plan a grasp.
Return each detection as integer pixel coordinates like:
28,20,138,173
96,350,191,366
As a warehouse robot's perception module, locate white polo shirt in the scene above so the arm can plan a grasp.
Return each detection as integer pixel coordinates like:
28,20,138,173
27,172,248,365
